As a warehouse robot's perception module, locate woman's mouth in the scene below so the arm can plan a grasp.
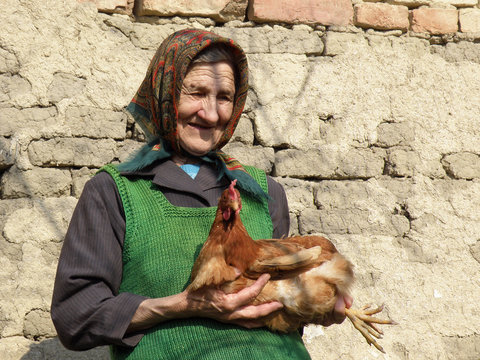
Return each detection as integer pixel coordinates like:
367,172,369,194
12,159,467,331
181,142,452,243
188,123,213,131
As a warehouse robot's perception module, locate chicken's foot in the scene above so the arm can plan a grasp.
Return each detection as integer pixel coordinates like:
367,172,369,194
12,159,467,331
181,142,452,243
345,304,397,354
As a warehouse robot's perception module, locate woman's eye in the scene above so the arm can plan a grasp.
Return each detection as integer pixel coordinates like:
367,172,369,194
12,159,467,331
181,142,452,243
219,95,233,102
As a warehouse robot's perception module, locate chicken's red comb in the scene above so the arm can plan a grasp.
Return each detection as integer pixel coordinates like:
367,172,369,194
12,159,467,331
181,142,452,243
228,179,237,199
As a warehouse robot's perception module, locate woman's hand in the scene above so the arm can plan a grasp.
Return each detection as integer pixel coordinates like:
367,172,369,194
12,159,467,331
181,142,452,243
319,293,353,327
127,273,282,333
183,273,283,328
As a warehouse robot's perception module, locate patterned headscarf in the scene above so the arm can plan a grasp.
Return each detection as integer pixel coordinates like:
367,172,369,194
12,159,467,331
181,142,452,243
119,29,268,200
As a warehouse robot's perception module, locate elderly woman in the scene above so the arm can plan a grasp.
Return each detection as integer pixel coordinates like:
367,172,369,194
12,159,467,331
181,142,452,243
51,29,350,359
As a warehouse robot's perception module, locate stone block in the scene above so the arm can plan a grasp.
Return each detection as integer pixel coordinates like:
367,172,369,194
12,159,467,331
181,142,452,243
318,177,396,206
297,207,327,235
323,31,368,56
314,179,399,212
23,309,57,339
459,8,480,33
65,106,126,139
248,53,308,108
410,8,458,35
299,207,375,235
116,139,144,163
0,48,19,74
0,337,32,360
275,148,384,179
0,107,57,137
442,152,480,179
0,199,33,231
442,334,480,360
1,166,72,198
377,177,414,202
376,122,415,148
217,0,249,22
5,337,111,360
297,178,409,236
28,138,117,168
435,41,480,64
385,148,420,177
0,236,22,273
3,197,77,244
138,0,248,22
338,148,385,179
276,177,317,212
214,27,270,54
72,167,97,198
268,26,323,55
0,137,15,169
298,206,403,236
405,179,480,253
470,240,480,264
222,142,274,173
47,72,87,104
248,0,353,26
218,25,324,55
388,0,476,6
78,0,134,15
128,23,185,51
354,3,409,31
230,114,254,144
0,74,33,108
288,211,299,236
274,149,336,179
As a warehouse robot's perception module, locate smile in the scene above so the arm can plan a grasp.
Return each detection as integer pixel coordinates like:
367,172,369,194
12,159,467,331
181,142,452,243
188,123,213,130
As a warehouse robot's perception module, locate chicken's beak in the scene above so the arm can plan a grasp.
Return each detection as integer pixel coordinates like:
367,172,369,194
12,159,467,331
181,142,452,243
231,201,239,212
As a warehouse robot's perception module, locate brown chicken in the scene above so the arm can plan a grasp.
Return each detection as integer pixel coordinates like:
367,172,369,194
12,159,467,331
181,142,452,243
187,180,395,353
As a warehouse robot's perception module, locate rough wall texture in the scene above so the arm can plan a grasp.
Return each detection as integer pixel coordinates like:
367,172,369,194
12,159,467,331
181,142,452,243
1,0,480,359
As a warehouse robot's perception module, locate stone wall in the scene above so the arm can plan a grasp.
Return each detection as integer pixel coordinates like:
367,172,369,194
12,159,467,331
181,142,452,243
1,0,479,359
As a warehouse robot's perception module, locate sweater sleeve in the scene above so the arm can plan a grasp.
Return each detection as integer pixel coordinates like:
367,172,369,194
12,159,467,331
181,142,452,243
51,172,147,350
267,176,290,238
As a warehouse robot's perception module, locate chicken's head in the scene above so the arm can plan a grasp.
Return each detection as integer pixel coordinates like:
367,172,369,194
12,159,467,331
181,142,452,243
221,179,242,221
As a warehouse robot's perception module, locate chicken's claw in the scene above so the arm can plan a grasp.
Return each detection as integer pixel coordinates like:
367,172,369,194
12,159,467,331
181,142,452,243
345,304,397,354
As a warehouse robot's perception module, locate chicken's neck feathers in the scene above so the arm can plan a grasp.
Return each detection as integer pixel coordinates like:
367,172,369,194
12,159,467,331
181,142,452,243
222,215,260,272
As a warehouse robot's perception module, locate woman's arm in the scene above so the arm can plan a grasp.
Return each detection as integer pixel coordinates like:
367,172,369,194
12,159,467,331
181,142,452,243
51,173,147,350
266,176,290,238
126,274,283,333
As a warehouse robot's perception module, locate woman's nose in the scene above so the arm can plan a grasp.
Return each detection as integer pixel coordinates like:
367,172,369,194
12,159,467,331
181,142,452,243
198,97,219,124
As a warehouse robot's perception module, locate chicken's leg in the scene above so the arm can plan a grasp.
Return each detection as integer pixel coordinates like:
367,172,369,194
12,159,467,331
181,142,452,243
345,304,396,353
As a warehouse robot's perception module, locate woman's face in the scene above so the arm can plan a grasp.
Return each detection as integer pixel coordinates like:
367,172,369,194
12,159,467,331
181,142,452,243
177,61,236,157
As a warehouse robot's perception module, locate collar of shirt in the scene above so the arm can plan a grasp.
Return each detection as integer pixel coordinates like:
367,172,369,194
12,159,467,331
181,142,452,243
119,159,229,204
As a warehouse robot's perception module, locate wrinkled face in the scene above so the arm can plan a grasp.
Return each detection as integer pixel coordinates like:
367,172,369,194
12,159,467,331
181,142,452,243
177,61,236,157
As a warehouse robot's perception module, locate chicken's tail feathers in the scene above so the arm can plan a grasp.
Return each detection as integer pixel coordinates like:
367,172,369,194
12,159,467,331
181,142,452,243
310,253,354,294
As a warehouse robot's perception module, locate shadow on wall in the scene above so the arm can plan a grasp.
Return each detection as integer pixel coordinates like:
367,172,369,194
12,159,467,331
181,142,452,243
20,338,109,360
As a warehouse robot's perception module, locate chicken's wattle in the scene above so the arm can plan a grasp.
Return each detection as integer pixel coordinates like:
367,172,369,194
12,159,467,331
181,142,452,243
223,208,231,221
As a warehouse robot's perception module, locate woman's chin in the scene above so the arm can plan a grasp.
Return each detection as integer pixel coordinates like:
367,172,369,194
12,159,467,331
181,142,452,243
180,141,217,157
182,147,211,158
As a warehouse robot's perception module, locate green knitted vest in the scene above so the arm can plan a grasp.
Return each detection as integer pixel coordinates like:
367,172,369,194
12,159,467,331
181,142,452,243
102,164,311,360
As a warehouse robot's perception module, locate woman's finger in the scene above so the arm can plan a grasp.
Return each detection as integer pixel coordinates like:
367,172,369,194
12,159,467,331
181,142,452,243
226,274,271,308
333,295,348,324
230,301,283,320
344,294,353,309
228,318,267,329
